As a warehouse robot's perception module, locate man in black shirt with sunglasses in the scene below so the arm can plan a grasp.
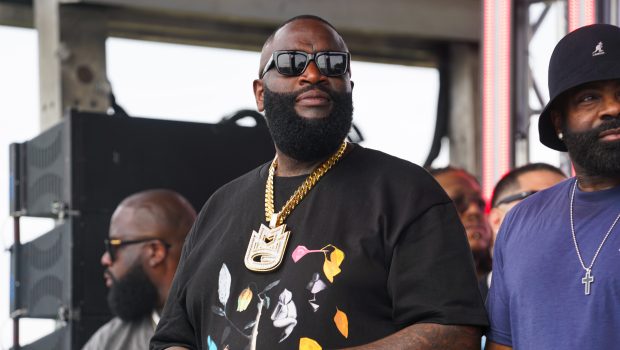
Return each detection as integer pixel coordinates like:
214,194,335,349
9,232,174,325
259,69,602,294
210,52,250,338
83,189,196,350
152,15,487,350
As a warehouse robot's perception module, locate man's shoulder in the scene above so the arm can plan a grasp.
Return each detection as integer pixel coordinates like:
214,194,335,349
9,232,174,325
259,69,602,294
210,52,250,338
82,317,125,349
350,145,424,170
346,145,432,182
339,146,450,208
512,177,572,214
497,178,572,247
82,316,152,350
90,317,126,338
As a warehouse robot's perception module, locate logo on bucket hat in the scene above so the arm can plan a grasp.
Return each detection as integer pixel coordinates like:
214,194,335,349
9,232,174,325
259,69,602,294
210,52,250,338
592,41,605,56
538,24,620,151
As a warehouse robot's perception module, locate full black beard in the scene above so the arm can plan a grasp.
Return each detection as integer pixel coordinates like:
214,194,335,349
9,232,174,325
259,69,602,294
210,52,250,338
106,262,158,322
563,119,620,177
263,85,353,162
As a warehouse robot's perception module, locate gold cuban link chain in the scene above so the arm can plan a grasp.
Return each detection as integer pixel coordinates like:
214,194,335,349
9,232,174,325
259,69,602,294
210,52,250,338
265,141,348,227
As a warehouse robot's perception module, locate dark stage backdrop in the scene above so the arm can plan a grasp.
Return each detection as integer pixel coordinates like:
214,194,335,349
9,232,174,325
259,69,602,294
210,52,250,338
9,110,274,349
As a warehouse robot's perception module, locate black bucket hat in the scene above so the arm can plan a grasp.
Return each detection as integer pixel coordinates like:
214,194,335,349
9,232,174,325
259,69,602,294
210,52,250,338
539,23,620,151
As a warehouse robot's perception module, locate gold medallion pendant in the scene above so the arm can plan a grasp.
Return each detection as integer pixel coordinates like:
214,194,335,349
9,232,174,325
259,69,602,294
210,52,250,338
244,223,290,272
244,142,348,272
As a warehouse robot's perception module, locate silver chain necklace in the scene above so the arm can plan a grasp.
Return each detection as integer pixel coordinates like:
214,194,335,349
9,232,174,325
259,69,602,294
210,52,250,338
569,179,620,295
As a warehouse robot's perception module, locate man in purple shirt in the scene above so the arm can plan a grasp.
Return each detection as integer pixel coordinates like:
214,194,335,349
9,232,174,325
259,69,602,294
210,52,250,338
486,24,620,350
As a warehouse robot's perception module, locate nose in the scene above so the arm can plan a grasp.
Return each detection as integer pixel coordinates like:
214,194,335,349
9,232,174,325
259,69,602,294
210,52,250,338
461,200,485,223
300,60,327,85
101,250,112,267
600,92,620,120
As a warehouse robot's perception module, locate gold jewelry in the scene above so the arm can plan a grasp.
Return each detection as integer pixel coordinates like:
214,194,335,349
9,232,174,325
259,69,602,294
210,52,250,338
244,142,348,272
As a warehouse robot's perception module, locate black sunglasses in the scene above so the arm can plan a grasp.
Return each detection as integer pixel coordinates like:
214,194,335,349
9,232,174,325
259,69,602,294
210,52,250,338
494,190,538,207
260,50,350,78
104,237,171,262
453,194,487,214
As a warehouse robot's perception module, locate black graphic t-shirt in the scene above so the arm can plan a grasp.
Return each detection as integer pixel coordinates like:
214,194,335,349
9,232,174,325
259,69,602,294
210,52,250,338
151,145,488,350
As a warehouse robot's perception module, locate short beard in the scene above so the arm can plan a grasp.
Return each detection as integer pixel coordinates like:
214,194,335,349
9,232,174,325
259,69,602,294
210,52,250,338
106,262,158,322
563,119,620,177
263,84,353,162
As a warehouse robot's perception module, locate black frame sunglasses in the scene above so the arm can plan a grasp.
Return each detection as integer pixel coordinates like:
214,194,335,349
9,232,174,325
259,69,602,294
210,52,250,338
494,190,538,207
104,237,171,262
453,194,487,214
260,50,350,78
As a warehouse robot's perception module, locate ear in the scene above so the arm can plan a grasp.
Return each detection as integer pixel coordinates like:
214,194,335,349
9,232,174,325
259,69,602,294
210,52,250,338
253,79,265,112
488,207,504,241
145,241,167,268
550,110,563,135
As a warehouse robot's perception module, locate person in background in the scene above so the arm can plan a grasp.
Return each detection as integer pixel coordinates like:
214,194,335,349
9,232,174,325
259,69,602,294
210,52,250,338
489,162,566,244
151,15,488,350
431,166,493,282
486,24,620,349
479,163,567,298
83,189,196,350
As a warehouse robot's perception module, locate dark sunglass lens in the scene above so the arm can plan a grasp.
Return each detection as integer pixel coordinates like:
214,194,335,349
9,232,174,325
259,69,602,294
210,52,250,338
276,52,308,75
104,240,115,261
453,195,468,213
453,195,486,213
316,53,347,76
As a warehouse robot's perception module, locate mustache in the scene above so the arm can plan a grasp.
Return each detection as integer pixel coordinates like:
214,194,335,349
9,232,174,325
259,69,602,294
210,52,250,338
567,119,620,137
289,84,335,99
595,119,620,134
104,268,119,284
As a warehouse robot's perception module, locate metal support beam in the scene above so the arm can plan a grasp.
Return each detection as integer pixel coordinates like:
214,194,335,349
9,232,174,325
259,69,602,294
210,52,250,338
35,0,110,130
73,0,481,41
448,43,481,177
3,0,481,66
0,1,32,28
102,4,443,66
513,1,553,167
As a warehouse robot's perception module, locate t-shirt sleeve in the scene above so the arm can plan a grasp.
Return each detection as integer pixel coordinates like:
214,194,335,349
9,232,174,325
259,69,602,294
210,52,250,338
387,201,489,327
150,215,203,350
485,212,513,346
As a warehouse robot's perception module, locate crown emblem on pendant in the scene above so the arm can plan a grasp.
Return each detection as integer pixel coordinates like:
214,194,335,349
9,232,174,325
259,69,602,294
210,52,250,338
244,224,290,272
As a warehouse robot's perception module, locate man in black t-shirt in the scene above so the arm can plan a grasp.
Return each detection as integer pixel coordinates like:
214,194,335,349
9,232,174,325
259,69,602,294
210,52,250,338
151,15,488,350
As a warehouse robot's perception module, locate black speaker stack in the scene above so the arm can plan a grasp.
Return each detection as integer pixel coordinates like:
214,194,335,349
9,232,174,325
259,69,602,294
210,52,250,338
8,110,274,349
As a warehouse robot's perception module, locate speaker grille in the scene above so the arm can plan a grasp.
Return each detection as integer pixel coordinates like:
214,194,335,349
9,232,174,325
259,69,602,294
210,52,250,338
24,123,67,216
27,227,63,270
13,222,70,318
27,129,62,169
28,275,64,314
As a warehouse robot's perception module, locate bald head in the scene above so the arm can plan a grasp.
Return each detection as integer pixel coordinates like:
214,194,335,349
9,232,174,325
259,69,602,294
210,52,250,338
113,189,196,250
